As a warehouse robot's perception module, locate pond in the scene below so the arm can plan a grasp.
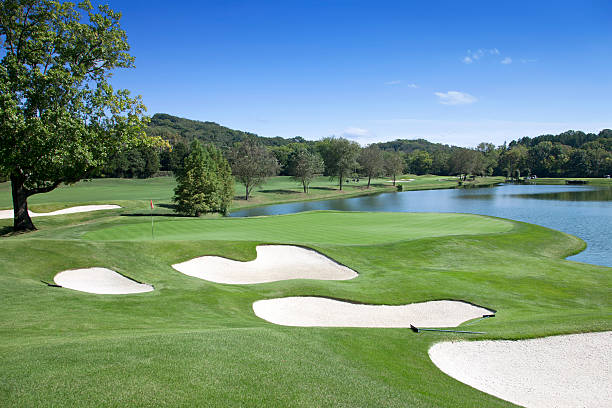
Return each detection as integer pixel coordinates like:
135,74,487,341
232,184,612,267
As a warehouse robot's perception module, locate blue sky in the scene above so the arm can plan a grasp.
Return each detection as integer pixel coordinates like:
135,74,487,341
104,0,611,147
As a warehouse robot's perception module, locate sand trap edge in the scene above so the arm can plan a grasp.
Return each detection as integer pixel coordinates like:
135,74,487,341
428,331,612,408
53,267,154,295
253,296,494,328
172,244,358,284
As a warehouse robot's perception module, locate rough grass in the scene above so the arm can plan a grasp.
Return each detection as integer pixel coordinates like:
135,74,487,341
0,183,610,407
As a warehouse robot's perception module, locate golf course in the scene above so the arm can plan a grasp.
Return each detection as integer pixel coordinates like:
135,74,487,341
1,178,610,407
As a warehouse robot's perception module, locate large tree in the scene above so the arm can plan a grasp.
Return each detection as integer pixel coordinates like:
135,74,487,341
383,151,405,186
229,137,279,200
0,0,160,231
290,147,323,193
358,145,384,188
174,140,233,216
316,137,360,190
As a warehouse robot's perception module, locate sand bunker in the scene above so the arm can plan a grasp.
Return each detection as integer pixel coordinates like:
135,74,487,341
54,267,153,294
253,297,492,327
429,331,612,408
0,204,120,219
172,245,358,284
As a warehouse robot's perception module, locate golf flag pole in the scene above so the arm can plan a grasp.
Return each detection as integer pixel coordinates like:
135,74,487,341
150,199,154,240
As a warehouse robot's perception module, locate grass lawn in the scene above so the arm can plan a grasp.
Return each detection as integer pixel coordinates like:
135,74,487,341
1,176,610,407
0,174,505,215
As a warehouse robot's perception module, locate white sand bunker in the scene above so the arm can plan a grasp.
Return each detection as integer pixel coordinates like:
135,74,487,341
253,297,492,327
0,204,120,219
172,245,357,284
429,331,612,408
54,267,153,294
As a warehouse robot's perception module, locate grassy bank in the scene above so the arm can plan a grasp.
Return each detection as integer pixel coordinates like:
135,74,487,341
0,184,610,406
0,175,507,216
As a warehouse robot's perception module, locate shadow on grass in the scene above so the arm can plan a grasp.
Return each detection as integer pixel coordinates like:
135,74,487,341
258,189,299,194
309,186,338,191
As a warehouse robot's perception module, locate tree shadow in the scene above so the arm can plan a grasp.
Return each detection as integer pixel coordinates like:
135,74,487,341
258,189,298,194
309,186,337,191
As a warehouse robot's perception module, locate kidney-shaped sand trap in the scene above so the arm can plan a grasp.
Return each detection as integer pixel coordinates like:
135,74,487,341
253,297,492,327
54,267,153,294
0,204,120,219
172,245,357,284
429,331,612,408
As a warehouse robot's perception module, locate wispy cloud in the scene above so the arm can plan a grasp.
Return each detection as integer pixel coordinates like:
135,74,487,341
520,58,537,64
434,91,477,105
342,127,370,138
384,80,418,88
463,48,512,64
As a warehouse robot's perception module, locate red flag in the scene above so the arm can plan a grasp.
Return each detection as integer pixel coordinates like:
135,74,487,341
150,200,154,210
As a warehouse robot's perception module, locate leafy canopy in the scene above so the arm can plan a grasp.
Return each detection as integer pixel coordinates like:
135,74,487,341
0,0,162,230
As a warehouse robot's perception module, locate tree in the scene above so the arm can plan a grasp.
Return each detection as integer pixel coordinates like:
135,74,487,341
499,145,528,180
316,137,360,190
290,147,323,193
383,151,405,186
229,137,279,200
408,150,433,175
358,145,384,188
448,149,480,180
173,141,233,216
0,0,161,231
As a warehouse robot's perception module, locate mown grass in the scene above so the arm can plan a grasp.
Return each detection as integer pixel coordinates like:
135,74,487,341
0,180,610,407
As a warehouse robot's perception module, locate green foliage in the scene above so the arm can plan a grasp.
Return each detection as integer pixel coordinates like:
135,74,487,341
407,150,433,175
358,145,384,187
290,147,324,193
383,151,405,185
0,0,161,230
316,137,361,190
173,141,233,216
148,113,311,150
229,137,280,200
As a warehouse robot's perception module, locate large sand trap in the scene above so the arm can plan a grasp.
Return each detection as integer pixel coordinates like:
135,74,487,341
172,245,357,284
54,267,153,294
253,297,492,327
429,331,612,408
385,178,415,183
0,204,120,219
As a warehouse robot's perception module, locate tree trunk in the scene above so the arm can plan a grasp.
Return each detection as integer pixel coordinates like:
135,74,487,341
393,174,396,186
11,175,36,231
339,172,343,190
303,182,307,193
245,185,250,200
367,175,371,188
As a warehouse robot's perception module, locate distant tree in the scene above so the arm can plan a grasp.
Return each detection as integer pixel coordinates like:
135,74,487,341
358,145,384,188
383,151,405,186
290,147,324,193
408,150,433,175
173,141,233,216
229,138,279,200
449,149,481,180
316,137,361,190
499,145,529,180
169,142,190,175
0,0,162,231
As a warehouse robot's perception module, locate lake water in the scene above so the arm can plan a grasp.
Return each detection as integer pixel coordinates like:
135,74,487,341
232,184,612,267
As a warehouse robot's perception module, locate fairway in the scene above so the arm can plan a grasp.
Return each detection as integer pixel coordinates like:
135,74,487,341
85,211,514,245
1,201,610,407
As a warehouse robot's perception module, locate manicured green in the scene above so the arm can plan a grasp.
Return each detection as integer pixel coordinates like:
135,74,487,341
0,179,610,407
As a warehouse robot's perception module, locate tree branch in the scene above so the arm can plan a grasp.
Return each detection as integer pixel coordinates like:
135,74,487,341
25,180,63,197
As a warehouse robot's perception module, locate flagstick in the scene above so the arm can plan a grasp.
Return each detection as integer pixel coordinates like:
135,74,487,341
150,200,154,240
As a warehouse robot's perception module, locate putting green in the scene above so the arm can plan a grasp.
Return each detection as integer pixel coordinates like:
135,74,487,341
84,211,514,245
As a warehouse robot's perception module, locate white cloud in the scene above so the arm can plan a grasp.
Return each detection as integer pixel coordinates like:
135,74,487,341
501,57,512,64
342,127,370,137
384,80,402,85
407,83,418,88
434,91,477,105
463,48,507,64
520,58,537,63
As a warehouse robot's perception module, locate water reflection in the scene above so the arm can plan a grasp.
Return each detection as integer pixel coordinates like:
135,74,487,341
232,185,612,267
